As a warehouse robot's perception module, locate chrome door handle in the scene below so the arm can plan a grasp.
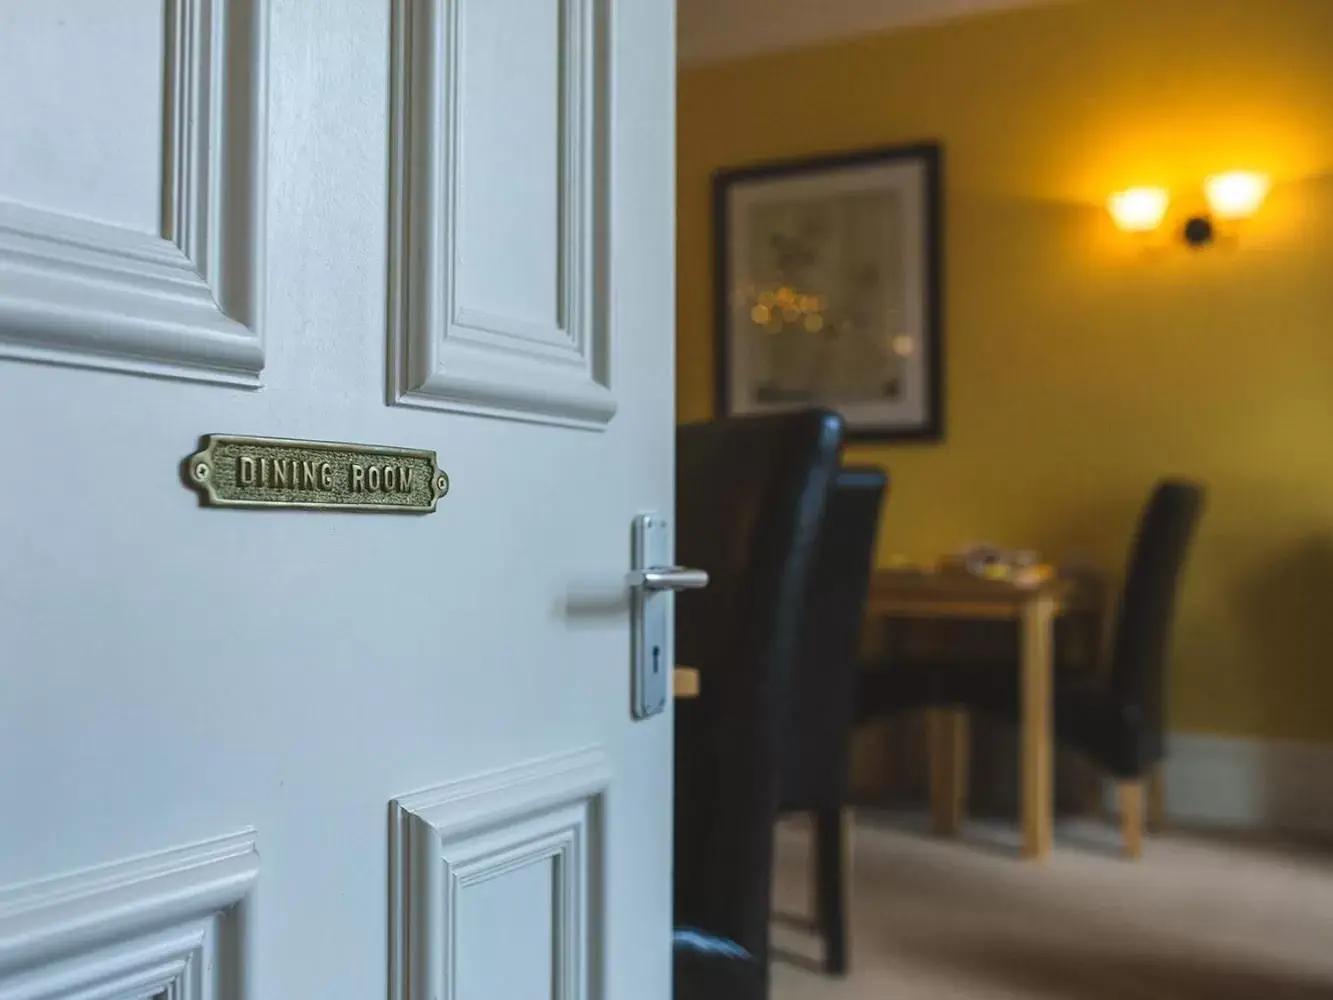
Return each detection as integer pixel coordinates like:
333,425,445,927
629,514,709,720
627,566,709,591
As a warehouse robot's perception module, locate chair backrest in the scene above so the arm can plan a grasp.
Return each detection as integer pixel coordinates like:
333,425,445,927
779,466,888,812
1108,479,1206,725
673,409,845,976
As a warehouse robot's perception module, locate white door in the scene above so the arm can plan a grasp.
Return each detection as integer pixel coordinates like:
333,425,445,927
0,2,677,998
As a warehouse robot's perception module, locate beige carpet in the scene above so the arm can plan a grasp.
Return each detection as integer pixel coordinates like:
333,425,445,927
770,812,1333,999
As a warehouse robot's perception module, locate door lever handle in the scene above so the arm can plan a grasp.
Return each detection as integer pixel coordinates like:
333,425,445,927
627,566,709,591
629,514,707,720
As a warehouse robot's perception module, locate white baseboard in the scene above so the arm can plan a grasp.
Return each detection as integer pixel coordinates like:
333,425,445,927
1156,734,1333,835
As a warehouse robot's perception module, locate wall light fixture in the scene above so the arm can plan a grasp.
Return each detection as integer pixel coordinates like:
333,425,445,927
1108,171,1270,249
1204,171,1270,220
1108,187,1170,233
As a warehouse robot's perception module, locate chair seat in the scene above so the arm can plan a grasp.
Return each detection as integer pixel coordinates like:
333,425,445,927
857,659,1159,777
673,947,764,1000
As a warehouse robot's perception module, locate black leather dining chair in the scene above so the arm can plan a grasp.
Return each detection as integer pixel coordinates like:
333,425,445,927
857,479,1205,858
673,409,845,1000
777,467,887,976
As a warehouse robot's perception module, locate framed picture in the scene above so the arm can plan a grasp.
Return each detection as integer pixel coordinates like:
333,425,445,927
713,143,944,441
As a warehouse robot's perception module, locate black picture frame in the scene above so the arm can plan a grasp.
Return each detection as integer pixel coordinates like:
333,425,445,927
712,142,945,442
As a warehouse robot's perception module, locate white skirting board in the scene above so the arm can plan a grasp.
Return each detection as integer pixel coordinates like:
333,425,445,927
1137,734,1333,835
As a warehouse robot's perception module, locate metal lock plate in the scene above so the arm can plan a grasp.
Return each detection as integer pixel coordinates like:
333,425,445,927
630,514,671,719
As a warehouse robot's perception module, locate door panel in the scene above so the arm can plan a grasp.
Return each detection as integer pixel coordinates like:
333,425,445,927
0,1,676,998
0,0,266,384
0,833,257,1000
0,0,163,233
390,748,608,1000
389,0,615,428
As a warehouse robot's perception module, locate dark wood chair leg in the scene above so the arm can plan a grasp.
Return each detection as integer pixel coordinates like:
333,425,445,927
1147,763,1166,832
813,806,849,975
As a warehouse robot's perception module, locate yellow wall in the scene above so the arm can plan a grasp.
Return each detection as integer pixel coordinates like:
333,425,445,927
678,0,1333,740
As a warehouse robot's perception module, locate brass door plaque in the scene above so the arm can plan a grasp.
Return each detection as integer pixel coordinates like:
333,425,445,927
186,435,449,513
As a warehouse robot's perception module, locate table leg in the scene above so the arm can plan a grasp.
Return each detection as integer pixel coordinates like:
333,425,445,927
928,707,970,836
1020,595,1056,859
673,666,700,699
1117,780,1145,859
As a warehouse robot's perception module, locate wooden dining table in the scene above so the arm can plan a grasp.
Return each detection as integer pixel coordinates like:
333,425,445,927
673,666,700,699
864,567,1098,860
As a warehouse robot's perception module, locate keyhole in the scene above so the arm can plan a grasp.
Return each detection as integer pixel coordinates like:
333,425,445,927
652,645,661,674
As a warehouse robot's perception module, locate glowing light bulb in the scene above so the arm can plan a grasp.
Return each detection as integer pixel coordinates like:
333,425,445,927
1204,171,1269,220
1107,187,1170,232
